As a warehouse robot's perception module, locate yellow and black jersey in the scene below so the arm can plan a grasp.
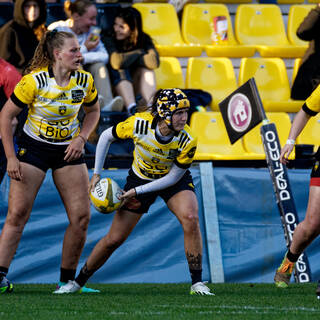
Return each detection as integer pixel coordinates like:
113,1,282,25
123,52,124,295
305,84,320,115
11,66,98,144
112,112,197,180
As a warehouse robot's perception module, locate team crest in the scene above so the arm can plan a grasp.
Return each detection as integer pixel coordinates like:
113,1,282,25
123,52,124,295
18,148,27,156
187,147,196,158
59,105,67,115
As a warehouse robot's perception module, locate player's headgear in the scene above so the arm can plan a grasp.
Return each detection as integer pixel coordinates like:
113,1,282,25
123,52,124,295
156,88,190,128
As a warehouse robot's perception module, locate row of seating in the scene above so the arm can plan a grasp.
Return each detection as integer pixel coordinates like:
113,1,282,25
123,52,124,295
189,111,320,161
142,0,320,4
133,3,313,58
155,56,303,113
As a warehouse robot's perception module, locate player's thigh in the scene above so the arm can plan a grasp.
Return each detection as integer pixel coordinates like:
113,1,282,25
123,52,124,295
52,164,90,221
305,186,320,228
7,162,45,224
167,190,199,223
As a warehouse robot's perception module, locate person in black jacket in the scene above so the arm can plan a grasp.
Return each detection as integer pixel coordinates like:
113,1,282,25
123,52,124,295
0,0,47,74
291,4,320,100
102,7,159,114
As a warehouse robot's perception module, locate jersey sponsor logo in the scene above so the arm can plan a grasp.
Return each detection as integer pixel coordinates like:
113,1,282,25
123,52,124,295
35,72,48,89
135,119,149,135
56,92,68,101
187,146,196,158
153,148,165,155
71,89,84,103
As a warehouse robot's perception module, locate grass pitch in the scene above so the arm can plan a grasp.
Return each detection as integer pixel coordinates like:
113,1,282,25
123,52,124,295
0,283,319,320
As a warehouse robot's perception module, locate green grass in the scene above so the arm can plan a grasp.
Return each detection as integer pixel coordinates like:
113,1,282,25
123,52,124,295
0,283,319,320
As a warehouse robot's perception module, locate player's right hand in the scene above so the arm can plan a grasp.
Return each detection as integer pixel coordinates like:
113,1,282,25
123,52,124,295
89,173,100,193
6,156,22,181
280,144,294,165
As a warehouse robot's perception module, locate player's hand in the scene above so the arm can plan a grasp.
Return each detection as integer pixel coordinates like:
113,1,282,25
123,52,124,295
280,143,294,165
6,156,22,181
119,188,138,207
85,36,99,51
64,136,85,162
89,173,100,193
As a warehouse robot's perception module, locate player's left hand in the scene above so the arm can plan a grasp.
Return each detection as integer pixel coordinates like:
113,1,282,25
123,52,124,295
119,188,137,206
64,136,85,162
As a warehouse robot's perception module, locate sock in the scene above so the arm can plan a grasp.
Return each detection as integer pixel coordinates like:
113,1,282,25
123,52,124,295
60,268,76,283
0,266,8,281
127,103,137,115
189,269,202,285
286,249,300,263
75,263,97,287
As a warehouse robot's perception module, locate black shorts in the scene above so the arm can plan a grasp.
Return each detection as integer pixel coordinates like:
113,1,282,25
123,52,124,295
16,132,85,173
122,169,195,214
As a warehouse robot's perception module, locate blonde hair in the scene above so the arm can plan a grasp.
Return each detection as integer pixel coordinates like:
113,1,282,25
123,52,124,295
24,30,75,75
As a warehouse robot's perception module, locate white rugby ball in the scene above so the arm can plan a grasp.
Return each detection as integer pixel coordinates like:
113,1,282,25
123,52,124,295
90,178,122,214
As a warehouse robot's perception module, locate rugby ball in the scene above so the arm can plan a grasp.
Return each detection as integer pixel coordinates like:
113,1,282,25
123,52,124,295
90,178,122,214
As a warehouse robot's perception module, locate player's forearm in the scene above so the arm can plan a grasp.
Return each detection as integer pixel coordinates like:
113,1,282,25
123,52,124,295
0,107,17,159
80,103,100,141
94,127,116,175
135,164,186,195
288,108,311,141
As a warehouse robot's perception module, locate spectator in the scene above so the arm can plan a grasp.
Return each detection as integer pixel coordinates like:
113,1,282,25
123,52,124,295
291,4,320,101
48,0,123,112
103,7,159,115
0,0,47,73
0,59,21,184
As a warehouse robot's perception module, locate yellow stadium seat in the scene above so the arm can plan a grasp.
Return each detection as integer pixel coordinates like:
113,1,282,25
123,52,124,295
181,4,255,57
235,4,306,58
186,57,237,111
189,112,255,160
292,58,302,84
154,57,185,90
287,5,313,49
277,0,304,3
238,57,304,112
243,112,294,160
296,113,320,152
132,3,202,57
308,0,320,3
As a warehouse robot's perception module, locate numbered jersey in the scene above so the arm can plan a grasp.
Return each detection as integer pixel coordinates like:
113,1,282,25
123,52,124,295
113,112,197,180
12,66,97,144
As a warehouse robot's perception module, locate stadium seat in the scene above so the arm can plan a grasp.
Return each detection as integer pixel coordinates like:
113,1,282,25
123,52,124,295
0,2,13,28
238,57,304,112
132,3,202,57
186,57,237,111
96,3,121,33
235,4,306,58
287,5,313,49
296,113,320,152
277,0,304,3
46,3,66,26
189,112,256,160
154,57,185,90
181,4,255,57
292,58,302,84
243,112,294,160
204,0,252,3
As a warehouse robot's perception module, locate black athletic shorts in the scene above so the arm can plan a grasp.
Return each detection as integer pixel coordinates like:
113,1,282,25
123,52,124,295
16,132,85,173
122,169,195,214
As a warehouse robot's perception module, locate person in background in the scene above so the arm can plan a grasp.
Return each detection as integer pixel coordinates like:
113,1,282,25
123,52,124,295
48,0,123,113
0,59,22,184
103,7,159,115
291,4,320,101
274,87,320,298
0,0,47,73
54,88,213,296
0,30,100,293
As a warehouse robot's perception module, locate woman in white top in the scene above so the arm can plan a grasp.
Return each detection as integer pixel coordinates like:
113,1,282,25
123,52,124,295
48,0,123,113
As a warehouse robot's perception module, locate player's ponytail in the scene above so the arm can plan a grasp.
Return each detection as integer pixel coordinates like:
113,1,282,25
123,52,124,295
24,30,75,75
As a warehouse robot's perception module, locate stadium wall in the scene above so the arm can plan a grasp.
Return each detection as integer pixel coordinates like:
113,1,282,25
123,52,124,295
0,164,319,284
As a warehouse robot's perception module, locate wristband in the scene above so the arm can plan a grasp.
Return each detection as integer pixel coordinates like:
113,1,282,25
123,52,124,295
78,134,87,144
286,139,295,145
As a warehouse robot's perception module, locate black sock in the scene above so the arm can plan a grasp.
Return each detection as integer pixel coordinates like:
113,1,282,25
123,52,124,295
60,268,76,283
189,269,202,285
0,266,8,280
75,263,97,287
287,249,300,263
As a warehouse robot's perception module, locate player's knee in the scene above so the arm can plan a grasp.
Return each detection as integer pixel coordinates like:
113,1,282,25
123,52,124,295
106,235,125,251
181,212,199,233
6,208,29,229
70,212,90,231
